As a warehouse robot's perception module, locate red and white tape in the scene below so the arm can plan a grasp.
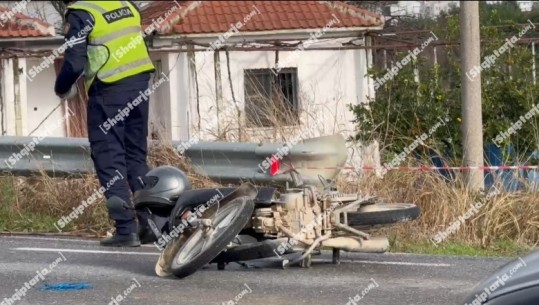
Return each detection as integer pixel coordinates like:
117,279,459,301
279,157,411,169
295,165,539,171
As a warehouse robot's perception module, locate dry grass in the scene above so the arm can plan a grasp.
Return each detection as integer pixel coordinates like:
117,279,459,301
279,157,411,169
147,141,219,189
337,168,539,248
5,172,110,235
0,141,217,236
3,141,538,250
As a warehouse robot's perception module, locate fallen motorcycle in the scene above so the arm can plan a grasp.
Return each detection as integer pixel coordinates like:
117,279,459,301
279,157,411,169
133,136,420,279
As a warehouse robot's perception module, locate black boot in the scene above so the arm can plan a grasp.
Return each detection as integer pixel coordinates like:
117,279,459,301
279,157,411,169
138,225,156,244
136,208,155,245
100,233,141,247
103,197,140,247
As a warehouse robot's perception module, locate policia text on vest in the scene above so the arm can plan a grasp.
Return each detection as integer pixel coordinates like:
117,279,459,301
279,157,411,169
103,7,134,23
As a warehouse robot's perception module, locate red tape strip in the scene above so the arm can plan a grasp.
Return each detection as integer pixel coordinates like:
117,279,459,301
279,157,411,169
298,165,539,171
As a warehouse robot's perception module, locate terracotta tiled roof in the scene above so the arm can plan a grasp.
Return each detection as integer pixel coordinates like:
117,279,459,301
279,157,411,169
142,1,384,35
0,5,55,38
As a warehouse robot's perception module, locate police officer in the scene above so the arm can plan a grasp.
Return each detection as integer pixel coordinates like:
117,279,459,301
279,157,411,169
55,0,155,247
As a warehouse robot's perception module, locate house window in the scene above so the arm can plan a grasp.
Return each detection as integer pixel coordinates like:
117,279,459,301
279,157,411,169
244,68,299,127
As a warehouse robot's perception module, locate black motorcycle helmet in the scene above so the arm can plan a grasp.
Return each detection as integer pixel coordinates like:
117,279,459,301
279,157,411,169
133,166,192,207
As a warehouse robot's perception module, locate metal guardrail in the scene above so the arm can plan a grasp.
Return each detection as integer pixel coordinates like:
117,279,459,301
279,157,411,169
0,134,348,186
0,136,94,176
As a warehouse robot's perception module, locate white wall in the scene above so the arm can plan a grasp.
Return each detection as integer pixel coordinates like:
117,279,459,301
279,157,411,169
7,54,185,140
7,43,372,144
25,58,66,137
172,51,191,141
148,56,169,140
186,40,372,143
1,58,29,136
0,58,16,135
148,52,190,141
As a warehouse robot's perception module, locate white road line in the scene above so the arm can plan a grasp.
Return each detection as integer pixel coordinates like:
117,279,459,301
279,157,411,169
312,258,451,267
2,235,155,247
2,235,97,243
14,247,451,267
14,247,160,256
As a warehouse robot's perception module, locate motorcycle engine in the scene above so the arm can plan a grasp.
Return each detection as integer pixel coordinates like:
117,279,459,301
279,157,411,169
252,187,322,240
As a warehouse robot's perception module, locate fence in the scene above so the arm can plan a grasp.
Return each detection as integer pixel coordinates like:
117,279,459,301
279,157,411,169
0,134,348,187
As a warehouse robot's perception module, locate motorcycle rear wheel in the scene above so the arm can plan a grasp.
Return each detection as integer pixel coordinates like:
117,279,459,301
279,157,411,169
346,203,420,226
155,196,255,278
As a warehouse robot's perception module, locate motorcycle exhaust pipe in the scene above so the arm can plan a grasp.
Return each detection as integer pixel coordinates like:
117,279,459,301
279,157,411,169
321,236,389,253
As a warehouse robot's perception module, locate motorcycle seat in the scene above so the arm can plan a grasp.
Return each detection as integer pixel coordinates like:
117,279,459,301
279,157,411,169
174,187,276,209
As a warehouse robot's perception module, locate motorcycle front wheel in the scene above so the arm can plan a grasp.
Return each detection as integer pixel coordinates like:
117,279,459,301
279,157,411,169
155,196,255,279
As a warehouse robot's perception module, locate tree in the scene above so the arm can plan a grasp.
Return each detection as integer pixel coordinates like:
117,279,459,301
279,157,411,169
345,1,398,14
345,1,416,27
352,2,539,164
49,0,67,29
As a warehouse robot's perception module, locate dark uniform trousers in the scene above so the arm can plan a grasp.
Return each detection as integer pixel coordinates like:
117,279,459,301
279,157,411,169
87,73,151,235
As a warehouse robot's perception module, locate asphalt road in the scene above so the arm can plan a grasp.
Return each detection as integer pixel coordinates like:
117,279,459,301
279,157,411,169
0,235,512,305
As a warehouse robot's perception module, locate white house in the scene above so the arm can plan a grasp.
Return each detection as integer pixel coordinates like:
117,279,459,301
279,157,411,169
0,4,63,137
0,1,384,148
141,0,384,143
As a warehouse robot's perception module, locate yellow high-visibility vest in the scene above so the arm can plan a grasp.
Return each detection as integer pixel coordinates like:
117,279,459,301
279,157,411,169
67,1,155,89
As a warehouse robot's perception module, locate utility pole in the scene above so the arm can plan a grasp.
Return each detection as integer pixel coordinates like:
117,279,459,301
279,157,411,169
460,1,485,191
